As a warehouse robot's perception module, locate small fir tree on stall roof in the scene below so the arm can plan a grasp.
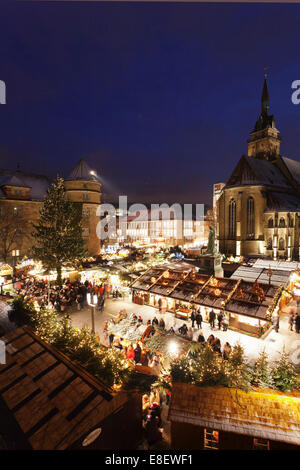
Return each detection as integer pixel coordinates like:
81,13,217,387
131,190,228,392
271,348,298,392
31,176,86,285
251,349,275,389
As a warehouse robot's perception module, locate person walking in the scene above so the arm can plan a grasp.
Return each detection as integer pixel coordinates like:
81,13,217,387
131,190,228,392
196,311,202,329
209,309,216,329
191,310,196,328
273,314,280,333
217,312,223,330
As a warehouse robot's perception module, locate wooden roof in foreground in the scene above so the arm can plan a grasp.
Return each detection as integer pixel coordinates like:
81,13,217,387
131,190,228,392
0,327,129,450
168,383,300,446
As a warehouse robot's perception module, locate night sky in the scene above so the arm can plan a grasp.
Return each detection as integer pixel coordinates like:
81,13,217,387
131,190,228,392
1,2,300,205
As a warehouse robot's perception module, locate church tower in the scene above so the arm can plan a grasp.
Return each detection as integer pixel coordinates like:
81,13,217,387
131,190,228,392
247,76,281,161
64,159,101,256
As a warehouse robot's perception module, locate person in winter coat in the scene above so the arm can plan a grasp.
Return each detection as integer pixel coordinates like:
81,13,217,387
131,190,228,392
217,312,223,330
145,412,162,446
159,318,165,329
134,343,142,363
195,312,202,329
209,310,216,329
191,311,196,328
197,332,205,344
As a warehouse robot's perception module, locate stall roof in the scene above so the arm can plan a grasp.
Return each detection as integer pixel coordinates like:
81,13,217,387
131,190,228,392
0,327,129,450
131,264,280,320
168,384,300,446
231,265,290,286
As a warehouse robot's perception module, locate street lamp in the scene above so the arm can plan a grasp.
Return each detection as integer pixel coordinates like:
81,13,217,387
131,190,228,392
87,292,98,334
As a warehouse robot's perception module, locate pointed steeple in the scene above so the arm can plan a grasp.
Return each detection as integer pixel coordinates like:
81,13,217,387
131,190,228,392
247,75,281,161
261,75,269,115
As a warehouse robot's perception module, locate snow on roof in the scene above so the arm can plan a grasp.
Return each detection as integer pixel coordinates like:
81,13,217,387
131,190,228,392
282,156,300,186
265,191,300,212
0,169,50,201
67,158,100,182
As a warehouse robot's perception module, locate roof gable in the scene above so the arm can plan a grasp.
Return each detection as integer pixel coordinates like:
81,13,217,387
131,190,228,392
226,155,291,190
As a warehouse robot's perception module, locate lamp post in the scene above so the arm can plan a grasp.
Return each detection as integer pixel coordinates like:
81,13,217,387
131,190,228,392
87,292,98,334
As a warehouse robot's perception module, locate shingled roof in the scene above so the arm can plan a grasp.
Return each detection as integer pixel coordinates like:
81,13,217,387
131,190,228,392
0,327,130,450
168,383,300,446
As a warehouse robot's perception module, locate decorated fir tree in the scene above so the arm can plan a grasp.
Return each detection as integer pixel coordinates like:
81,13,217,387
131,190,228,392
271,349,298,392
32,176,86,284
251,350,275,389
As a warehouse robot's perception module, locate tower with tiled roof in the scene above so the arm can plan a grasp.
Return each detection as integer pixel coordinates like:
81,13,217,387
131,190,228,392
247,75,282,161
64,159,101,256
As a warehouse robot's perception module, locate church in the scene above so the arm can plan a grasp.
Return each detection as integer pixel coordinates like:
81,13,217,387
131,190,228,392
217,77,300,260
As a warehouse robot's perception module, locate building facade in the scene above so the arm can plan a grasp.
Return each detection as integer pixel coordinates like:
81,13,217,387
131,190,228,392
217,77,300,260
0,158,101,264
104,207,211,250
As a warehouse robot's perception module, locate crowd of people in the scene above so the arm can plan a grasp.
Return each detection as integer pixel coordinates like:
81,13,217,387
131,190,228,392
13,276,115,313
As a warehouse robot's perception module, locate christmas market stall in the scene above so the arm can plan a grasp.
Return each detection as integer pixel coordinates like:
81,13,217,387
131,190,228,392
130,263,284,337
0,263,13,294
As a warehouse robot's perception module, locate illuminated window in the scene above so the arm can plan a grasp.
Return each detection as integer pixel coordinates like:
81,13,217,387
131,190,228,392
247,197,255,239
204,428,219,450
253,438,269,450
12,250,20,257
279,217,285,228
228,199,236,239
279,237,285,250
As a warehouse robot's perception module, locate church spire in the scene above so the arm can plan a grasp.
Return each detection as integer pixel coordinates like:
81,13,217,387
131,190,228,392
261,75,269,115
247,75,281,161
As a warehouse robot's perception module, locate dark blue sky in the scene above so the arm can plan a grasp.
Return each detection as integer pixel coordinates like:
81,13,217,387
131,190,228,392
1,1,300,205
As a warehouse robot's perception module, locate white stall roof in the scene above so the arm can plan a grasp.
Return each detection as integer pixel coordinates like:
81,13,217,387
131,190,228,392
252,259,299,272
231,264,290,286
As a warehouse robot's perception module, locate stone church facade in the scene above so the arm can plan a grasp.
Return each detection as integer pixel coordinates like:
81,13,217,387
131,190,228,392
217,77,300,260
0,159,101,264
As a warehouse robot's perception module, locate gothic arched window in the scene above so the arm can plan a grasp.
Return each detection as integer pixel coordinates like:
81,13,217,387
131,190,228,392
279,217,285,228
268,218,274,228
228,199,236,239
247,197,255,239
267,238,272,250
279,237,285,250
